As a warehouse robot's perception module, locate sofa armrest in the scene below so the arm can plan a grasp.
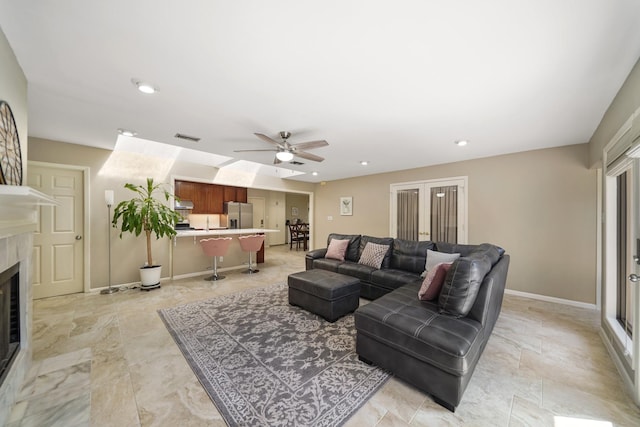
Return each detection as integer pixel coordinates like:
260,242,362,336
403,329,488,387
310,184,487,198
306,248,327,270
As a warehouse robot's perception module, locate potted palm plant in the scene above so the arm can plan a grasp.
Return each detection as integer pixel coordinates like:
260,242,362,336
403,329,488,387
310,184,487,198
112,178,182,290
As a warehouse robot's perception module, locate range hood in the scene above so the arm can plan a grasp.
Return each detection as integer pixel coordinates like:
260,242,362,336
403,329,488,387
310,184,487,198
175,200,194,210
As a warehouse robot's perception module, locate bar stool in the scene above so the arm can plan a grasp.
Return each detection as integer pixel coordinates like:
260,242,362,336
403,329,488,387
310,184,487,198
199,237,233,280
238,234,265,274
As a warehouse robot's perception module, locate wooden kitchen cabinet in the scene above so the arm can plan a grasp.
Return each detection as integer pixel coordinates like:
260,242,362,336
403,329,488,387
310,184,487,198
174,180,248,214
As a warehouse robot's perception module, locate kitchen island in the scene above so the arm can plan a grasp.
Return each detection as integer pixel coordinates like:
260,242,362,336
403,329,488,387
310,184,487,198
169,228,281,279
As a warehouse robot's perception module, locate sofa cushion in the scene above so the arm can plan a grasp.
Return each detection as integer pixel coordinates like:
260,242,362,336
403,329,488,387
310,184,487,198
311,258,343,272
390,239,434,274
359,236,394,269
370,269,422,291
338,262,376,282
358,242,390,269
422,249,460,277
418,262,452,300
326,238,349,261
438,255,492,317
327,233,361,262
355,283,484,377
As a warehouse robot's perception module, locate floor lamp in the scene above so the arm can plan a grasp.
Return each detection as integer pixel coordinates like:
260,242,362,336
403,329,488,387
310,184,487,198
101,190,119,295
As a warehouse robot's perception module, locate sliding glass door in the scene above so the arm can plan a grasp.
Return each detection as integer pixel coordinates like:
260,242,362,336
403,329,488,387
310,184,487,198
390,177,467,243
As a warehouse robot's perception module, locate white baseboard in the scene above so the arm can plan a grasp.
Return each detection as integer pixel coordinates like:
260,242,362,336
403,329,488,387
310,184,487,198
90,264,252,292
170,264,247,281
505,288,598,311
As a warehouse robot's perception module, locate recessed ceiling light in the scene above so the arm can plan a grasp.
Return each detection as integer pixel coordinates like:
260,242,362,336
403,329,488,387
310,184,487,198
312,171,318,176
117,128,137,137
455,140,468,146
131,78,158,94
360,161,369,166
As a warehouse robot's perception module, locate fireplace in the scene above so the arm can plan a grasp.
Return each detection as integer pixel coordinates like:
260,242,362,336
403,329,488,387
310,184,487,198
0,186,56,426
0,262,20,386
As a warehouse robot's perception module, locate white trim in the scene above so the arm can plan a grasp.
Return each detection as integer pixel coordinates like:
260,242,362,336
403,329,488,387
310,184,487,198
504,288,597,310
596,168,602,310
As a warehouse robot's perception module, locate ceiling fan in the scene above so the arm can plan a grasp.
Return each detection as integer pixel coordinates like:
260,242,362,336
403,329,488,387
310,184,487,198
234,131,328,164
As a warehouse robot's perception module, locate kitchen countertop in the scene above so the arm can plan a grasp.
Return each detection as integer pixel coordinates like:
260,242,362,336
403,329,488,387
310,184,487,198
175,228,281,237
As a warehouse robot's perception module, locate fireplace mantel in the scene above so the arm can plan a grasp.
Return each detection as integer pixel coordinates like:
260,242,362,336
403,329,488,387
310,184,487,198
0,186,58,239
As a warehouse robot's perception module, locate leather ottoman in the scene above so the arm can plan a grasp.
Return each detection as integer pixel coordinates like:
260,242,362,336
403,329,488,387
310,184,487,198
288,269,360,322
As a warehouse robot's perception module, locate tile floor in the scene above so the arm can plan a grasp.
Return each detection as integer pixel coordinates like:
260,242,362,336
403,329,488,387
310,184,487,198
6,245,640,426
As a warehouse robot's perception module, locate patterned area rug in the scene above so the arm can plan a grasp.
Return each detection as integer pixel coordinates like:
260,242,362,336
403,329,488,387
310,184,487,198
158,283,390,426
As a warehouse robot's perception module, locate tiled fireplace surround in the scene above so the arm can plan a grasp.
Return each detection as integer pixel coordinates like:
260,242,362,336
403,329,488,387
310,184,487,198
0,187,54,427
0,231,33,426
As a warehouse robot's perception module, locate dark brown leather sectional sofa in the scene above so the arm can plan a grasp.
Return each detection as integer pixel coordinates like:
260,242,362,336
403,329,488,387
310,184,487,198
305,233,510,411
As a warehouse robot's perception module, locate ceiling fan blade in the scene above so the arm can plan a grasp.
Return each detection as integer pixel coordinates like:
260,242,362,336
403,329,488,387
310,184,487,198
290,140,328,150
295,150,325,162
233,148,277,153
254,133,282,147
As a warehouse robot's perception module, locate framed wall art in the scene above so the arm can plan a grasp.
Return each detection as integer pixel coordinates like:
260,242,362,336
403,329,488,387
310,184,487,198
340,196,353,216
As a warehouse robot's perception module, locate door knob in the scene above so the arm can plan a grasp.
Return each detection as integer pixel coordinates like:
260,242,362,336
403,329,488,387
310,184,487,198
75,235,82,240
629,274,640,283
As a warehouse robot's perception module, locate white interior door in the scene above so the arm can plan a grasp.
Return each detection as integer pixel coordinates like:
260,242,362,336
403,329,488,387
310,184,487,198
28,164,84,299
390,177,467,243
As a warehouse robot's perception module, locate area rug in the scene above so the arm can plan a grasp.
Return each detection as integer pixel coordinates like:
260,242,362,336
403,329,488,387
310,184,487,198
158,283,390,427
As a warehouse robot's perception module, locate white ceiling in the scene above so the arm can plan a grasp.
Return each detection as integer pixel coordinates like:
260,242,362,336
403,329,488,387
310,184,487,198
1,0,640,183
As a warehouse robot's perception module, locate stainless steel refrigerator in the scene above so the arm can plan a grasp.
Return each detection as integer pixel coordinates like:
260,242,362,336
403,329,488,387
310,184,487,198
224,202,253,229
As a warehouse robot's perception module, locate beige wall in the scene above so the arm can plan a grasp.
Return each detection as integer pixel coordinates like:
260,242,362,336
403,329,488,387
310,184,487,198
28,137,314,289
312,144,597,304
286,193,310,223
589,56,640,167
0,28,27,180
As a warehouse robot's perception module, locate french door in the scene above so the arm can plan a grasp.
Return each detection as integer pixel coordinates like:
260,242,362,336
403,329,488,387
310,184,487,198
604,155,640,404
390,177,467,243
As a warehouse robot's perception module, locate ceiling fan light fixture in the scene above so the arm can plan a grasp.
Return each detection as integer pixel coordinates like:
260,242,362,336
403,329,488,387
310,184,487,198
118,128,137,137
276,151,294,162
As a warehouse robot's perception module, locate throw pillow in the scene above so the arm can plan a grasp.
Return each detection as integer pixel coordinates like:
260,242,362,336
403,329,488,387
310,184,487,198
358,242,390,269
325,238,350,261
418,262,452,300
421,249,460,277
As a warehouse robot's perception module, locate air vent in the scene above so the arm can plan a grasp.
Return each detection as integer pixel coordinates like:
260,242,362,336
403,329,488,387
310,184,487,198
174,133,201,142
290,161,304,165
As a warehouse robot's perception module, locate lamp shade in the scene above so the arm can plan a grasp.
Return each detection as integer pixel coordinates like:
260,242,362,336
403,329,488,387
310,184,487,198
276,151,294,162
104,190,114,206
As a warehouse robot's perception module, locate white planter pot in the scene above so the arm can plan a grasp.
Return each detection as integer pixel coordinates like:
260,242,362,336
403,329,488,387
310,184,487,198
139,265,162,290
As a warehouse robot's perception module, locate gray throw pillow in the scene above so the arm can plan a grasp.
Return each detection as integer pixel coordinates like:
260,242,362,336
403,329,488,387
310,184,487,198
421,249,460,278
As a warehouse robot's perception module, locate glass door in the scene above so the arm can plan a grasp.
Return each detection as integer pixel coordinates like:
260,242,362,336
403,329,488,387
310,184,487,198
390,177,467,243
604,157,640,403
